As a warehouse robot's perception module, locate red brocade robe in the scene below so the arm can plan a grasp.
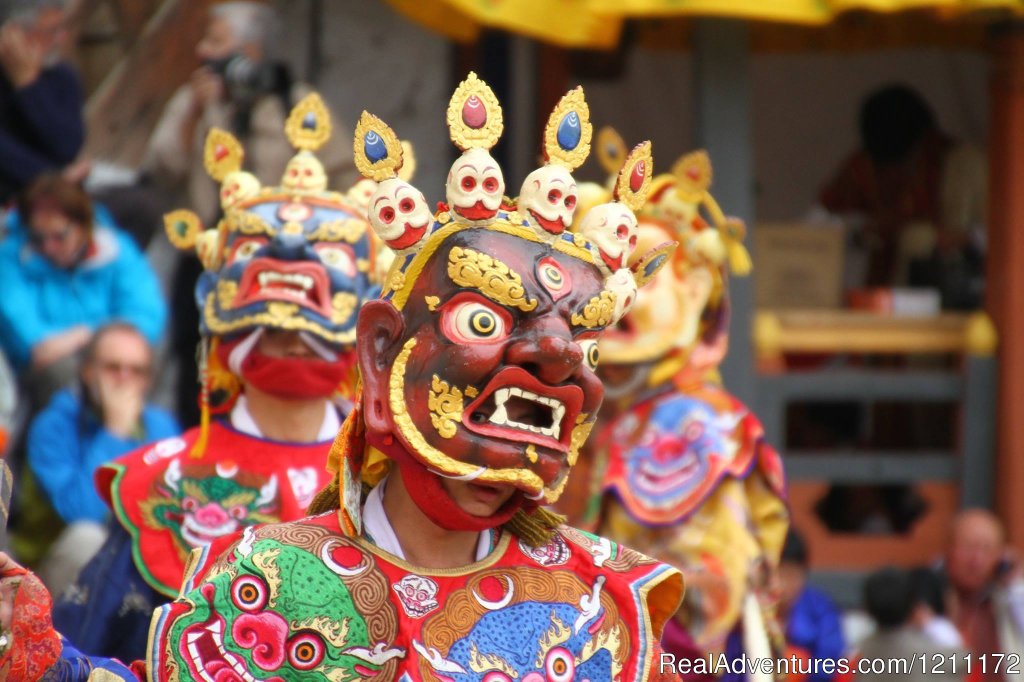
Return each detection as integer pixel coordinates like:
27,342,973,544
97,420,336,596
148,511,685,681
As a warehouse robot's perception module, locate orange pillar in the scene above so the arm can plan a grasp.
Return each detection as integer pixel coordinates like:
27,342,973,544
986,26,1024,549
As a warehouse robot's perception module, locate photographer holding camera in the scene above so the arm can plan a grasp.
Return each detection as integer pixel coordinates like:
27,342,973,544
143,1,356,225
144,1,357,428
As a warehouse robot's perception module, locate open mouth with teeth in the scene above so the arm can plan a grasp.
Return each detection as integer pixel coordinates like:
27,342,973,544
235,257,331,317
182,585,281,682
462,367,583,453
527,210,565,235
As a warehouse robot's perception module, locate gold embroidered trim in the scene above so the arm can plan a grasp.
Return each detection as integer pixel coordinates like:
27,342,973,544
308,219,367,243
225,211,274,236
204,292,356,344
447,246,538,312
570,290,617,329
216,281,238,310
331,292,358,325
428,375,464,439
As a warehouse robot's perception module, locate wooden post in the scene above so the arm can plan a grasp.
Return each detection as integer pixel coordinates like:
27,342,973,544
83,0,218,167
692,19,757,405
986,24,1024,547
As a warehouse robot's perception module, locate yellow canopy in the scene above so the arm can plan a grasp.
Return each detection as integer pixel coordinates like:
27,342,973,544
386,0,1023,48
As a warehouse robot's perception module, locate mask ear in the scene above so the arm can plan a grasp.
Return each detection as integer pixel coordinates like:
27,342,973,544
356,300,405,434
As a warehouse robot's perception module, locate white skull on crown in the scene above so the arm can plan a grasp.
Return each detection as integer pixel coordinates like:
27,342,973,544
579,202,639,276
368,178,433,252
346,178,378,215
518,165,578,240
219,170,260,211
445,147,504,223
282,152,327,194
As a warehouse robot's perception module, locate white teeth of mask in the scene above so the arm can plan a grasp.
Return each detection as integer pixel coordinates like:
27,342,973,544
257,272,313,290
487,387,564,439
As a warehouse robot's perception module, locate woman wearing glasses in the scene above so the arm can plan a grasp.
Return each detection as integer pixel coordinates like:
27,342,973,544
0,173,167,409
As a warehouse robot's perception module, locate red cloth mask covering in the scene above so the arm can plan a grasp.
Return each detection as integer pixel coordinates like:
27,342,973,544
240,348,354,400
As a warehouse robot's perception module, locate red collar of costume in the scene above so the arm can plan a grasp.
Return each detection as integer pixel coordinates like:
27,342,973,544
365,427,525,532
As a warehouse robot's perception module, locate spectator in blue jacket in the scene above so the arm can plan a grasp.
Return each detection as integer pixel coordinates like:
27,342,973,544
0,174,167,407
27,322,179,594
0,0,85,202
779,528,847,682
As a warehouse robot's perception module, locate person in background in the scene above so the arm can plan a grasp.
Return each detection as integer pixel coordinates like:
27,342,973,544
0,0,85,202
49,104,379,663
142,0,356,426
908,566,964,649
778,529,846,682
857,567,966,682
0,174,167,408
142,0,355,224
565,146,789,679
26,323,179,595
943,509,1024,681
819,84,986,308
2,74,684,681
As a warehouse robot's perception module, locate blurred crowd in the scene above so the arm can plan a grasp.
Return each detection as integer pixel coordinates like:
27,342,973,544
779,512,1024,682
0,0,358,593
0,0,1014,680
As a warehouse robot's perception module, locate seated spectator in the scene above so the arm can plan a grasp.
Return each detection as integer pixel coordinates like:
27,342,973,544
943,509,1024,681
858,567,966,682
909,566,964,649
0,174,167,408
142,1,355,224
0,0,85,203
819,84,986,308
778,528,846,682
27,322,179,594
